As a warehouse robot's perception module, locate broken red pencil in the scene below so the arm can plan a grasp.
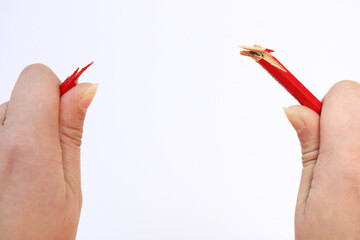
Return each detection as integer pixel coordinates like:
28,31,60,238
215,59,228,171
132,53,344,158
60,61,94,97
239,45,322,114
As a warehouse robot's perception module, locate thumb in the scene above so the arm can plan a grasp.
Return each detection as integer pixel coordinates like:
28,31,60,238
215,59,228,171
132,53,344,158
59,83,98,195
283,105,320,211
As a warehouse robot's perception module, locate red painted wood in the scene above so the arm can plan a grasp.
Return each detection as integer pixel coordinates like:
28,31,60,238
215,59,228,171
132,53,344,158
60,62,93,97
258,57,322,114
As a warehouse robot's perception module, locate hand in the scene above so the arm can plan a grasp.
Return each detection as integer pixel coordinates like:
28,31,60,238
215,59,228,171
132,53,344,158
284,80,360,239
0,64,97,240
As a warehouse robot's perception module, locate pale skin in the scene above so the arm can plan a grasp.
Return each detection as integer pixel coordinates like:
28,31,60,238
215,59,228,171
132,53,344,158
0,64,97,240
285,80,360,239
0,65,360,239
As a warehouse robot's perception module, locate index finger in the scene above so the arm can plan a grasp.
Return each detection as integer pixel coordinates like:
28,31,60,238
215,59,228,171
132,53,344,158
320,80,360,159
5,64,61,138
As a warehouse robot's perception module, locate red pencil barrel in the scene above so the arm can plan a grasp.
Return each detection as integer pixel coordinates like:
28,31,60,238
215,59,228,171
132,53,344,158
258,58,322,114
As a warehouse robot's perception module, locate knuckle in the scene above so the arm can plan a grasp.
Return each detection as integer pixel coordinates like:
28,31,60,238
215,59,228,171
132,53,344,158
60,125,83,148
22,63,52,76
324,80,360,103
331,80,360,92
20,63,58,84
301,142,319,167
301,149,319,167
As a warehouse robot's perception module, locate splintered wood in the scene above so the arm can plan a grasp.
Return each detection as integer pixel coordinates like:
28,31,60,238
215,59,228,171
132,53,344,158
239,45,286,72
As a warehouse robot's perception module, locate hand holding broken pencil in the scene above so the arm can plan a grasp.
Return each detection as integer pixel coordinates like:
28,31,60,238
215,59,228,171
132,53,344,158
241,45,360,239
0,63,97,239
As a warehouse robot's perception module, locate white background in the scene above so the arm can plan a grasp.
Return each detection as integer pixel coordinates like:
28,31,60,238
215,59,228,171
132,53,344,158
1,0,360,239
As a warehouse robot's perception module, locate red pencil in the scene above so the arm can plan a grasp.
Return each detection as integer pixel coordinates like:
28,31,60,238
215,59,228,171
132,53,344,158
239,45,322,114
60,62,94,97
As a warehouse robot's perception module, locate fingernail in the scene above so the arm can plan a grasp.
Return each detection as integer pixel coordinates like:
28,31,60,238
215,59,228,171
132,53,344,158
283,107,296,119
79,83,99,112
283,107,306,131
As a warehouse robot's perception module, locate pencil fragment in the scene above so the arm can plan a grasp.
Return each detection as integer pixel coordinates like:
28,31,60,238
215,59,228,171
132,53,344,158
60,62,94,97
240,45,322,114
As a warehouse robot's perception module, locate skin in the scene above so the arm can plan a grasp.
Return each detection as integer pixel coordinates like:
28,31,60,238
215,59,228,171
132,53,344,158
1,65,360,239
284,80,360,239
0,64,97,240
